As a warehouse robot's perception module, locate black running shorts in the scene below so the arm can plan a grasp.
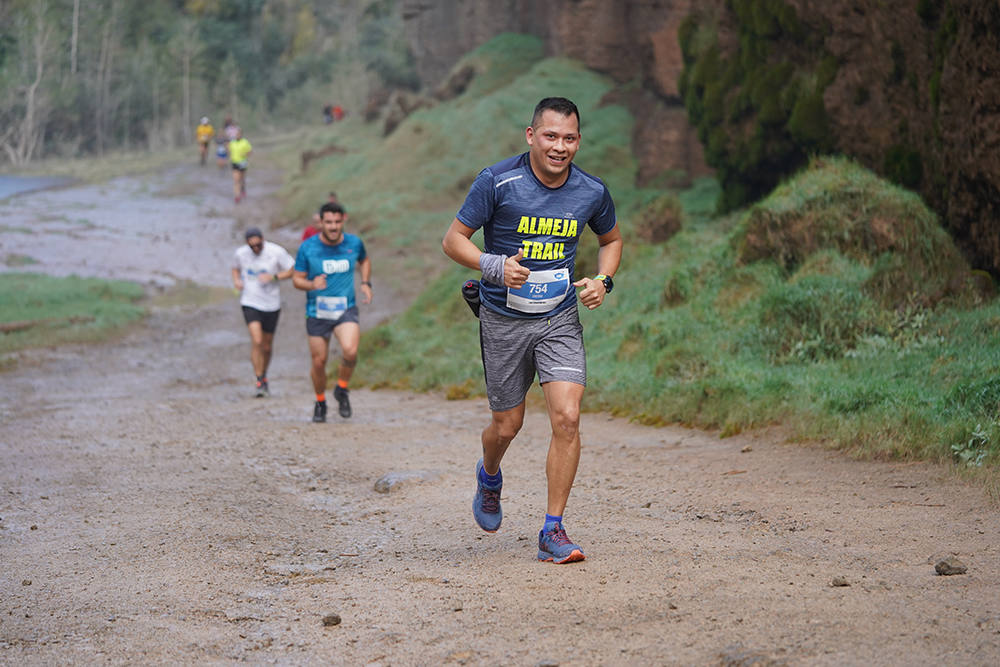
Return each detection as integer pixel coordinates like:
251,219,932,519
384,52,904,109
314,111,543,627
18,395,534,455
242,306,280,334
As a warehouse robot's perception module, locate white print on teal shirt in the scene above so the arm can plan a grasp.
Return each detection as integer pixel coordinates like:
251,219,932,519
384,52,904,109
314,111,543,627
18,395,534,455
506,268,570,314
322,258,350,273
316,295,347,320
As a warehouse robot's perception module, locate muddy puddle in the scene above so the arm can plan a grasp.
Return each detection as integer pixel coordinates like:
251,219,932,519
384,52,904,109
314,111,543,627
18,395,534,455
0,175,74,200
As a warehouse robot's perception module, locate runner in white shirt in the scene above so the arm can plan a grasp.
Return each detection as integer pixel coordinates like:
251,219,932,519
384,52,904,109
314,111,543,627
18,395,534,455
231,227,295,397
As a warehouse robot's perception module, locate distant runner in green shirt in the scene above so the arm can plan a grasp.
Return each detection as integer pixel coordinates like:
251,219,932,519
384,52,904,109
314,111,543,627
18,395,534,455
229,128,252,204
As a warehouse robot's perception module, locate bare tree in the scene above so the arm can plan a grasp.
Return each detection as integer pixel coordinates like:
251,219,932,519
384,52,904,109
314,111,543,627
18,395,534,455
70,0,80,75
0,1,55,164
93,0,119,156
218,53,241,123
170,18,202,143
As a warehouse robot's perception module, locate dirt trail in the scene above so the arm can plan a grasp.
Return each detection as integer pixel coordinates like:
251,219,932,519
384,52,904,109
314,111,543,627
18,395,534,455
1,157,999,666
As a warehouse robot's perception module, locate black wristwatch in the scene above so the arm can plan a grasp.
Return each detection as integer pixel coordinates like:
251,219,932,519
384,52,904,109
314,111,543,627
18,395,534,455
595,274,614,294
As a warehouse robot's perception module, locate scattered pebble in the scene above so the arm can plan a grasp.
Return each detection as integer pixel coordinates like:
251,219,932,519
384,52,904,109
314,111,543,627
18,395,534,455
741,445,753,453
322,613,341,627
21,580,31,586
831,576,850,587
935,556,967,576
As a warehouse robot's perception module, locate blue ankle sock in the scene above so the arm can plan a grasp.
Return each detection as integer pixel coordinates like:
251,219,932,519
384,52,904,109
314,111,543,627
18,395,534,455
479,465,502,488
543,514,562,529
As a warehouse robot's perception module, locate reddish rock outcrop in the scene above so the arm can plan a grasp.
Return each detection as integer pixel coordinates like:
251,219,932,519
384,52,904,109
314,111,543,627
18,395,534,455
401,0,708,183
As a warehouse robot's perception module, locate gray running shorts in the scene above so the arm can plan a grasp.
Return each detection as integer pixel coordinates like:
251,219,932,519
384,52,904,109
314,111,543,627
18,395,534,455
479,304,586,412
306,306,359,338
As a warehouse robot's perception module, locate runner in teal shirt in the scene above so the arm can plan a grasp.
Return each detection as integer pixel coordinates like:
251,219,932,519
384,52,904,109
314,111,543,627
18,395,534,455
293,202,373,424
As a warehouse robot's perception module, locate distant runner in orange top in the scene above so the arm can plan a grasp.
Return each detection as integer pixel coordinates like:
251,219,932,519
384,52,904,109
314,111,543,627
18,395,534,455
195,117,214,166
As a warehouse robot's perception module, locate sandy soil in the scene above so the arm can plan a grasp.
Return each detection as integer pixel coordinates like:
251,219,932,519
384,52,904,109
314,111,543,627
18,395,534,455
1,157,999,666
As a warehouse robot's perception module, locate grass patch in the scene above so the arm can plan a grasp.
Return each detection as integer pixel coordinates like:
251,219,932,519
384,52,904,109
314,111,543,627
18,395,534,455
0,273,146,356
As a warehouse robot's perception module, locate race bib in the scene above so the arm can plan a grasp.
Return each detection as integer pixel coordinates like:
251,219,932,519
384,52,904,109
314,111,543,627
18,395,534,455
506,268,570,314
316,295,347,320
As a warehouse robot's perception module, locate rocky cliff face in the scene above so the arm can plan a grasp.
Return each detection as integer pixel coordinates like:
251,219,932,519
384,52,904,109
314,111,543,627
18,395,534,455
794,0,1000,275
401,0,709,184
402,0,1000,273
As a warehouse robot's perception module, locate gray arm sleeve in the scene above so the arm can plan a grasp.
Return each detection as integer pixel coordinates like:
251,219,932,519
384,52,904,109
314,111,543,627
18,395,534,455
479,253,506,287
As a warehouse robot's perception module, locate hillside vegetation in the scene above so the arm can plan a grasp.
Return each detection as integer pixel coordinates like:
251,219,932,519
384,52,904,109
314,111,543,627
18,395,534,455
280,34,999,481
677,0,1000,281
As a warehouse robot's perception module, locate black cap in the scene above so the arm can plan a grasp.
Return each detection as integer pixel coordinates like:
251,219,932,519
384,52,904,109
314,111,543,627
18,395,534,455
244,227,263,240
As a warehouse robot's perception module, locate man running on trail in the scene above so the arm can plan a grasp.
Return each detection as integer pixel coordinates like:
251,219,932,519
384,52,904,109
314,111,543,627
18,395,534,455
195,117,214,166
229,128,252,204
293,202,373,424
231,227,296,397
441,96,623,564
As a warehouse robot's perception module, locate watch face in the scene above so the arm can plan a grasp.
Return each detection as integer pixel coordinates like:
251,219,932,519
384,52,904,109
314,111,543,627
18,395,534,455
603,275,613,293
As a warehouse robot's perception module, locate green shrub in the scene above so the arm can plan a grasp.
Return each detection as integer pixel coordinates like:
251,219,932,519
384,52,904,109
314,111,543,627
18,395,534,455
635,194,683,243
680,0,836,212
787,90,832,152
883,144,923,189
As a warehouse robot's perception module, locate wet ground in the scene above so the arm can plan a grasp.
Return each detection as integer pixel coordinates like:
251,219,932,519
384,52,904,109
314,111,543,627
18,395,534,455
1,157,999,665
0,176,73,201
0,164,277,288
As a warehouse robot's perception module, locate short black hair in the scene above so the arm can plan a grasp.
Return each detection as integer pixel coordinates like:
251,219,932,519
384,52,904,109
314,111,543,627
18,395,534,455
319,202,345,217
531,97,580,130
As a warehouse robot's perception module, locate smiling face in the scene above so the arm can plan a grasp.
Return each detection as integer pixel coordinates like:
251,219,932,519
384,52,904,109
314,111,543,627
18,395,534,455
526,109,581,188
319,210,346,245
246,236,263,255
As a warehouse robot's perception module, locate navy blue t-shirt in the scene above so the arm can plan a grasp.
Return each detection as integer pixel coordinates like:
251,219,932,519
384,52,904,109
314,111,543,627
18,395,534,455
456,152,616,319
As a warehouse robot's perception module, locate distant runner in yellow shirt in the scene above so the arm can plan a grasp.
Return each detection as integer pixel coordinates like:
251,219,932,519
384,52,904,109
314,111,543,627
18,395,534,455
228,128,252,204
195,116,214,166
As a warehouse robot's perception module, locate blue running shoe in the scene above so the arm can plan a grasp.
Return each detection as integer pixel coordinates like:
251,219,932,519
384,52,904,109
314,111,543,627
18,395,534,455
473,458,502,532
537,522,585,563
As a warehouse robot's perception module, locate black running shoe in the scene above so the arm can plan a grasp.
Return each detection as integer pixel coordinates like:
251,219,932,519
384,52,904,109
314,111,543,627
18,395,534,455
312,400,327,423
333,386,351,418
255,379,269,398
